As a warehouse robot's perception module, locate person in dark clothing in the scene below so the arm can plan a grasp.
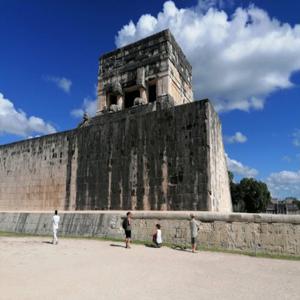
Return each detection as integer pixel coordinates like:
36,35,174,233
122,212,132,249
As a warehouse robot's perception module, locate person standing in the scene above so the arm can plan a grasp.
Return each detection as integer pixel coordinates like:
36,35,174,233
122,212,132,249
190,214,200,253
152,224,163,248
52,210,60,245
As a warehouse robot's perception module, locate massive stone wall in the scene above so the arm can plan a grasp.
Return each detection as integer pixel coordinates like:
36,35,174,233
207,105,232,212
76,101,210,210
0,131,78,210
0,211,299,256
0,100,231,212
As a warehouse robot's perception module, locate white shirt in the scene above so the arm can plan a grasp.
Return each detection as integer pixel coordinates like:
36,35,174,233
53,215,60,229
156,229,162,244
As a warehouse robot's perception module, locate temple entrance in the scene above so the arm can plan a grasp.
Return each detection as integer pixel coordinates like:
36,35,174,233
124,90,140,108
109,94,117,106
148,83,156,103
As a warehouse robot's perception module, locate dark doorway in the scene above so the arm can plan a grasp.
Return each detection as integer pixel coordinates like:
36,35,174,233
109,94,117,106
148,84,156,103
124,90,140,108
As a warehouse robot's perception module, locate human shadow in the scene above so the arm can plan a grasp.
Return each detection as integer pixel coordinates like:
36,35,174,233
42,241,53,245
110,243,126,248
171,245,191,252
144,243,160,248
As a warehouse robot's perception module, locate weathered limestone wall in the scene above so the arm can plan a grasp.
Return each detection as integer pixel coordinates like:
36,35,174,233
0,131,78,211
76,101,210,210
0,211,299,256
207,104,232,212
0,100,231,212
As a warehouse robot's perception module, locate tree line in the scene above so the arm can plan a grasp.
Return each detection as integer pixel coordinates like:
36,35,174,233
229,171,271,213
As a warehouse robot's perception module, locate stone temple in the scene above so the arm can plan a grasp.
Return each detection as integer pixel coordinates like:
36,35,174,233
0,29,232,212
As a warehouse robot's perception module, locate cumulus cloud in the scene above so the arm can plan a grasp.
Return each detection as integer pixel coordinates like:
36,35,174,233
71,97,97,118
71,85,98,118
292,129,300,147
45,76,72,93
224,131,247,143
226,153,258,177
116,1,300,112
0,93,56,137
267,170,300,198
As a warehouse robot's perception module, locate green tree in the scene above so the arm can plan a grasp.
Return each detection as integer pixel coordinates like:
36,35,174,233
238,178,271,213
228,172,271,213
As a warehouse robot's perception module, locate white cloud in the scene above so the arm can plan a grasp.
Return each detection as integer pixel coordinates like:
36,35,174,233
0,93,56,137
116,1,300,112
45,76,72,93
224,131,247,143
267,170,300,199
226,153,258,177
71,97,97,118
292,129,300,147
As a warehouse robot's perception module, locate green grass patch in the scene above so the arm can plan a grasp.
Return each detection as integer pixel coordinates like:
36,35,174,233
196,245,300,261
1,231,299,261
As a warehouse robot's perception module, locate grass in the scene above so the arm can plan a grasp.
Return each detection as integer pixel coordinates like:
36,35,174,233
1,230,300,261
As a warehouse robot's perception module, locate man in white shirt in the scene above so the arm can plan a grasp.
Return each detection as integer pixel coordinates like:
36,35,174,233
52,210,60,245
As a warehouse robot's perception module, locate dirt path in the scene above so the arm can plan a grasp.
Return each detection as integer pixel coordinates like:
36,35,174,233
0,237,299,300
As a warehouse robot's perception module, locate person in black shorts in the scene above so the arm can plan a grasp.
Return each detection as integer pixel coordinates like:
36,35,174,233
122,212,132,248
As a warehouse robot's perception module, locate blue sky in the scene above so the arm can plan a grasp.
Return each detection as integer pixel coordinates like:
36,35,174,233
0,0,299,199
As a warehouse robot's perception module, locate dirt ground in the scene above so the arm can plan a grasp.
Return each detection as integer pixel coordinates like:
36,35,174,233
0,236,299,300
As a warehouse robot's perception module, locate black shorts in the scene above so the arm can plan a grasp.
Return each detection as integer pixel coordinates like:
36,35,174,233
125,230,131,238
191,237,196,244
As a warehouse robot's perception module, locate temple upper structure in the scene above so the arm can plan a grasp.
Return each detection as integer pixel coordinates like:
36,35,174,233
97,29,193,113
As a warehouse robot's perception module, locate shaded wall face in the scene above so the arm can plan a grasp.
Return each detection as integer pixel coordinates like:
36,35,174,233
75,101,209,211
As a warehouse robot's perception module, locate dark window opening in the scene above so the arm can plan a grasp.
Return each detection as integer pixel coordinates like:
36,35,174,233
109,94,117,106
124,90,140,108
148,84,156,103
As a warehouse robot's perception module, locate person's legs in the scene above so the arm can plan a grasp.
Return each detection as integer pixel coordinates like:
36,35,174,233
125,231,131,248
191,237,196,253
53,228,58,245
127,231,131,248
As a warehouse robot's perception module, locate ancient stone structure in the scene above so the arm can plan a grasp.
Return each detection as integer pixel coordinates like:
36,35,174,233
97,30,193,112
0,30,231,212
1,211,299,256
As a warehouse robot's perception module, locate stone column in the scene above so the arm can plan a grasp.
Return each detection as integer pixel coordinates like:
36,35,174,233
97,81,107,113
157,75,169,97
139,87,147,104
117,95,124,110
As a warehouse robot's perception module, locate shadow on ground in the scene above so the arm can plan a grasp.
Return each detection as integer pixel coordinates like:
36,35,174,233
110,243,126,248
42,241,53,245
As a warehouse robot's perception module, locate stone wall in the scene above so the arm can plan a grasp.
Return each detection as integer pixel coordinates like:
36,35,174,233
77,100,210,210
0,100,231,212
207,104,232,212
0,211,299,256
0,131,78,211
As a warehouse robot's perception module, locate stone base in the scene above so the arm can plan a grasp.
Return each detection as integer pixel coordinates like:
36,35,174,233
1,211,299,256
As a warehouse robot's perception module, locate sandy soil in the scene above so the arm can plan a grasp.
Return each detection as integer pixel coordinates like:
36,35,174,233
0,237,299,300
